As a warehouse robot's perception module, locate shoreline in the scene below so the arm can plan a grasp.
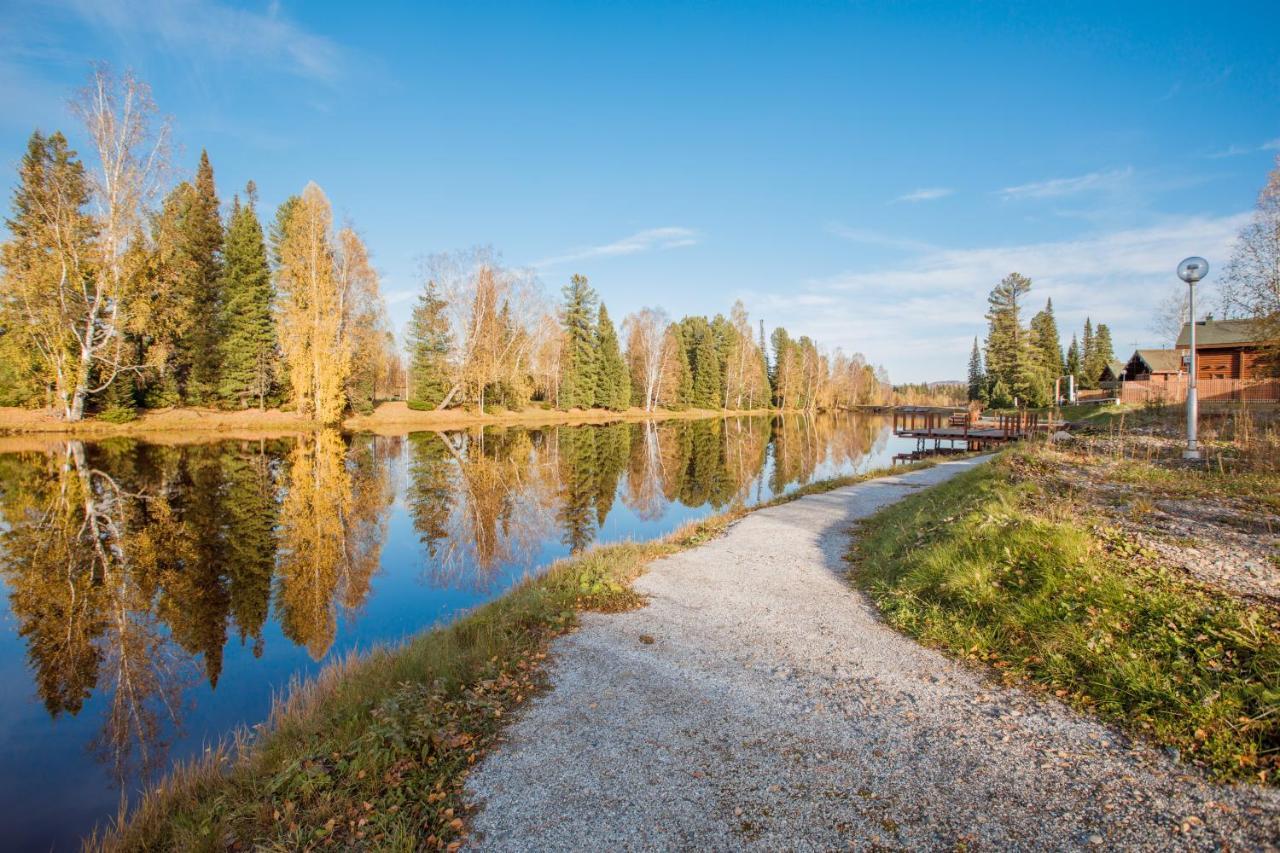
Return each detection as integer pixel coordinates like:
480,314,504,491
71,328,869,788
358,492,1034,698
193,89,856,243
0,401,893,441
89,457,939,851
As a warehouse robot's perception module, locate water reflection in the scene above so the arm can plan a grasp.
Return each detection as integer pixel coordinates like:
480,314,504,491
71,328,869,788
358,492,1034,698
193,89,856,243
0,413,897,848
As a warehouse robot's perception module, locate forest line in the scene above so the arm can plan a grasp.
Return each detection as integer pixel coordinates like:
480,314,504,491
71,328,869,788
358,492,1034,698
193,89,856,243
0,68,928,426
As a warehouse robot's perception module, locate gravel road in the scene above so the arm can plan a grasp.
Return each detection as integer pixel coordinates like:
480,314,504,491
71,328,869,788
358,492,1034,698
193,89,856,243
465,457,1280,851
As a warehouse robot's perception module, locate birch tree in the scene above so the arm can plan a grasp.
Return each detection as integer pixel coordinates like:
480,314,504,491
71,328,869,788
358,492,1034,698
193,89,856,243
623,306,671,411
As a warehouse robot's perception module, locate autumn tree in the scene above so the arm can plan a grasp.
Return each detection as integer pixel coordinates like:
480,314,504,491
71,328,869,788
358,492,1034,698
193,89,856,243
337,226,390,415
1220,155,1280,371
217,186,277,409
274,185,345,420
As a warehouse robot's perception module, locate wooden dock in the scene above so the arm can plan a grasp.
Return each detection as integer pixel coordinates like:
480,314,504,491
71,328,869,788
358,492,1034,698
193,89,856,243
892,406,1043,454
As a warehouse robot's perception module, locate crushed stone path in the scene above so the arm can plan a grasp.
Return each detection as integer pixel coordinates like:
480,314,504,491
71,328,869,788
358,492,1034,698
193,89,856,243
465,457,1280,851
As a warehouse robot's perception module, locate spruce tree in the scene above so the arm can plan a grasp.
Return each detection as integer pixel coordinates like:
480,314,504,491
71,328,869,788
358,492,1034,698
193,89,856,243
1080,318,1095,388
558,274,599,409
594,304,630,411
186,151,224,403
758,319,771,401
406,280,454,408
967,337,985,402
217,185,277,409
1065,334,1081,389
671,324,694,409
1093,323,1116,374
982,272,1031,406
1028,298,1064,406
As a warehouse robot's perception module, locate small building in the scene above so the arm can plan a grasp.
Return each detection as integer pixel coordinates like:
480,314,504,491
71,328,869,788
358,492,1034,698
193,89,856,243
1175,318,1274,380
1122,349,1183,382
1097,360,1127,384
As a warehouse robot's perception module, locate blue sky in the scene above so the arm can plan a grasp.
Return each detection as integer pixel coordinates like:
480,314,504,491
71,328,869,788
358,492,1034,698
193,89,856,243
3,1,1279,382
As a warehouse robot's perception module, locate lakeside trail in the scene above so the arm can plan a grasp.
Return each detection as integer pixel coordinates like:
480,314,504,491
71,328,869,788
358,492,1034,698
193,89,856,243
464,457,1280,850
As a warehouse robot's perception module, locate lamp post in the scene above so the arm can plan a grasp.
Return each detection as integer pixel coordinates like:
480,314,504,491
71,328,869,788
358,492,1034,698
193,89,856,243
1177,256,1209,460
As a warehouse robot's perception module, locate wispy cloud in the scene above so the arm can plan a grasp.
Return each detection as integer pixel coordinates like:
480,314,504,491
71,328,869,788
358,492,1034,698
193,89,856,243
56,0,346,82
825,223,938,254
894,187,953,203
1208,138,1280,159
999,167,1133,200
745,212,1248,383
532,227,699,268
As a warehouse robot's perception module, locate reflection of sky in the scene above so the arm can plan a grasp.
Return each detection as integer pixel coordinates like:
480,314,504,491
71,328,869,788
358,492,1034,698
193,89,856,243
0,418,920,850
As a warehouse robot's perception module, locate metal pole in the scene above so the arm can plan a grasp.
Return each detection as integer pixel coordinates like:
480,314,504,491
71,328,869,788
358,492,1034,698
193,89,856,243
1185,282,1200,459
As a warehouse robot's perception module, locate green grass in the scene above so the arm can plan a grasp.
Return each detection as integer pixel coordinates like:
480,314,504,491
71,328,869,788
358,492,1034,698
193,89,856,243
96,459,948,851
850,450,1280,785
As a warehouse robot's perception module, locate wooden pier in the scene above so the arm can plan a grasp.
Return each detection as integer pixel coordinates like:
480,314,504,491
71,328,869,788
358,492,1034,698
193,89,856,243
892,406,1043,454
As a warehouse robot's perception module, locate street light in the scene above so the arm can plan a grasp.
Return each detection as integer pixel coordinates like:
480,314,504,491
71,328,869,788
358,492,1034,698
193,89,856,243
1177,256,1209,460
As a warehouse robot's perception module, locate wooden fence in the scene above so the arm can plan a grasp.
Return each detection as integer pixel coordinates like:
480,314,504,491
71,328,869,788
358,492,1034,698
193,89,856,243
1117,378,1280,404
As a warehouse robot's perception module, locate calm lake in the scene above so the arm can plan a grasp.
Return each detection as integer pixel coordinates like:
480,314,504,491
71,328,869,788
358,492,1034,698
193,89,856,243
0,413,915,849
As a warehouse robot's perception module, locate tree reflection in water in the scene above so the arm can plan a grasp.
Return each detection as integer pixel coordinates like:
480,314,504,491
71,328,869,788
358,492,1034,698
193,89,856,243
0,413,888,788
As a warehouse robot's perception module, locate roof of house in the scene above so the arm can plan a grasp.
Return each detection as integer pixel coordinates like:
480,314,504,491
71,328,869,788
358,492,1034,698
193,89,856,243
1101,360,1126,379
1133,349,1183,374
1176,318,1269,348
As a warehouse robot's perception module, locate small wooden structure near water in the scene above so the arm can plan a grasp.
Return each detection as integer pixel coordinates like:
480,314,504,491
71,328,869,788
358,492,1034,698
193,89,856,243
892,406,1042,455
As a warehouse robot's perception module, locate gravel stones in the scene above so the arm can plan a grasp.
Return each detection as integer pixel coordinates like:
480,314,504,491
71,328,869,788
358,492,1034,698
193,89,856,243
465,457,1280,851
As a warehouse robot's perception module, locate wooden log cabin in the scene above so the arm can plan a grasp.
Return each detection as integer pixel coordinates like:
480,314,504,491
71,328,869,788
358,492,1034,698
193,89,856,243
1176,318,1274,380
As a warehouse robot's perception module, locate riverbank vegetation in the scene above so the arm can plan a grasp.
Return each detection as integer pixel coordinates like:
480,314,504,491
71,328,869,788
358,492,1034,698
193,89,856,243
851,439,1280,785
0,68,964,430
90,457,933,851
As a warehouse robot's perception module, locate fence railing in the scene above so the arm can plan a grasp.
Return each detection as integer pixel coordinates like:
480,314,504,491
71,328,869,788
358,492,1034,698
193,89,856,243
1117,378,1280,404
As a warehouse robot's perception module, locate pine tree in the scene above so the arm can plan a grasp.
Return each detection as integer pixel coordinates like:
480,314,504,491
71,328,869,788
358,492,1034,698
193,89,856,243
983,272,1032,406
680,316,721,408
967,337,985,402
594,304,630,411
185,151,224,402
558,274,599,409
670,323,693,409
406,280,453,408
1093,323,1116,376
1080,318,1095,388
217,185,277,409
1027,298,1064,406
1065,334,1081,390
758,319,771,402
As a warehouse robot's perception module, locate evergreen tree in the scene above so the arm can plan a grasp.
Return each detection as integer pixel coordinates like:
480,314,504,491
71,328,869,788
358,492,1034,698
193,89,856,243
185,151,224,402
967,337,985,402
1027,298,1064,406
558,274,599,409
217,185,277,409
670,323,694,409
1080,318,1095,388
406,280,453,408
1065,334,1082,390
593,304,630,411
680,316,721,408
1092,323,1116,376
710,313,735,406
982,272,1032,406
758,319,771,401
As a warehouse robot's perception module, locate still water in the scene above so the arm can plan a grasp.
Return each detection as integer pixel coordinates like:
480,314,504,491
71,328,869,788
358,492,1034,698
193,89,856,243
0,414,914,849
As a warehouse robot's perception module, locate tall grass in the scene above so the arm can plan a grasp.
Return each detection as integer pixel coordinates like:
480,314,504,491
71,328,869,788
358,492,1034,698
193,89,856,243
850,452,1280,785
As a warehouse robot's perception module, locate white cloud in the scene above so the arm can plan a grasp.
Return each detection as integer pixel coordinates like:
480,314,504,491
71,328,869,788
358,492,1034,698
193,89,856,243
57,0,345,82
745,213,1248,383
532,227,698,268
999,167,1133,200
894,187,953,203
1207,138,1280,159
825,223,937,254
1261,138,1280,152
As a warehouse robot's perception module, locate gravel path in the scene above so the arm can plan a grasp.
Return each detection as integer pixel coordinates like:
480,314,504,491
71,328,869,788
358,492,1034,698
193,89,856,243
465,457,1280,851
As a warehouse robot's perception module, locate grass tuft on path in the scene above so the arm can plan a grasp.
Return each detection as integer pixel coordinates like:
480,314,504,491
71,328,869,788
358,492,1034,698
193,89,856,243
849,449,1280,785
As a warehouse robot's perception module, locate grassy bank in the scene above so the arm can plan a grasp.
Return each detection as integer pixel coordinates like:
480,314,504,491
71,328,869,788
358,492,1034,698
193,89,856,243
95,460,934,851
850,448,1280,785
